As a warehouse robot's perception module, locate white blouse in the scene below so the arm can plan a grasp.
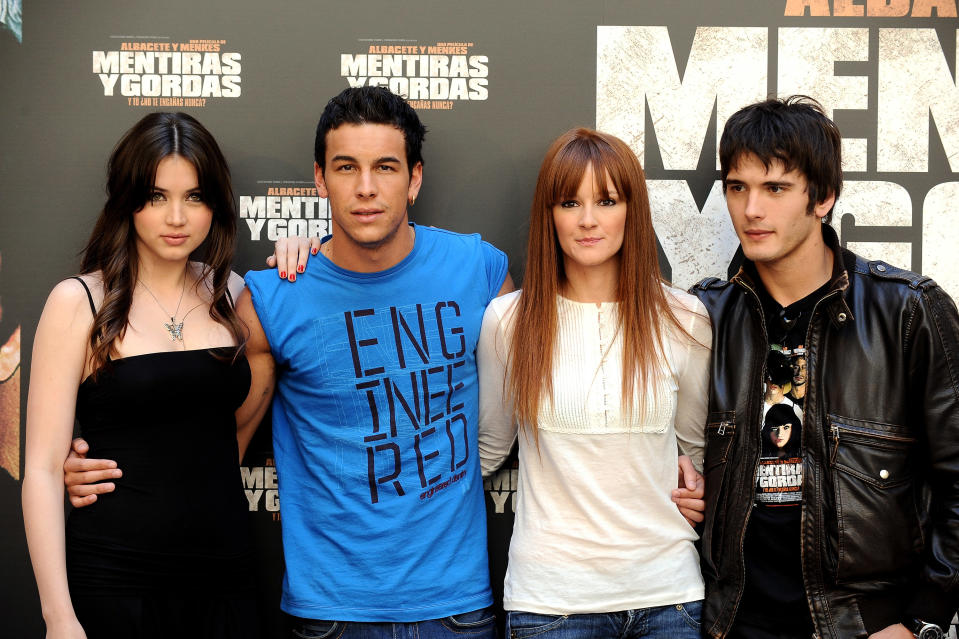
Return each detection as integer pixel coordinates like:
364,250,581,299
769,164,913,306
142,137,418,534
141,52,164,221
478,287,712,614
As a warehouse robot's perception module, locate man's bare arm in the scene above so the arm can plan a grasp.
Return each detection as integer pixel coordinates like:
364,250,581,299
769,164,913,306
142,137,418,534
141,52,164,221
234,288,276,460
496,272,515,297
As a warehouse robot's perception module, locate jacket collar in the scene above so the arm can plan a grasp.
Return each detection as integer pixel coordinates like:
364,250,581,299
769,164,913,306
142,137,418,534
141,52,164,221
730,223,855,328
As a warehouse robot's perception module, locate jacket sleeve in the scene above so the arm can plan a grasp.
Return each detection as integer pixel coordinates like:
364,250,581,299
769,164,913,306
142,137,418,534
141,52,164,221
903,283,959,628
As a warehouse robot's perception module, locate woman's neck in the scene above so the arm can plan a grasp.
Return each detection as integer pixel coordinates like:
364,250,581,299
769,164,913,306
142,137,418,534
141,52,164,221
560,257,619,305
136,256,192,294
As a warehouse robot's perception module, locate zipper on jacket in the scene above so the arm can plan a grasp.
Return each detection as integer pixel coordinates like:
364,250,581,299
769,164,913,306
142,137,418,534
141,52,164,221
798,287,841,635
726,275,770,638
732,278,841,637
830,421,916,444
830,425,839,465
830,421,916,467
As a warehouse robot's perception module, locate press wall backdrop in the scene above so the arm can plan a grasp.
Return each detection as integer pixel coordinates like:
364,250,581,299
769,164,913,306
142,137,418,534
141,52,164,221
1,0,958,636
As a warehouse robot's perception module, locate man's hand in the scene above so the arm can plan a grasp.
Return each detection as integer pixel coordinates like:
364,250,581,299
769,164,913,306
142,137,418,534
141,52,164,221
64,437,121,507
265,236,322,282
867,624,915,638
672,454,705,527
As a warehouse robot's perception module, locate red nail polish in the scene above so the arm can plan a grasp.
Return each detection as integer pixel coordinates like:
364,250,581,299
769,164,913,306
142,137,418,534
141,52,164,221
297,264,305,273
290,274,296,282
279,271,286,279
311,247,318,255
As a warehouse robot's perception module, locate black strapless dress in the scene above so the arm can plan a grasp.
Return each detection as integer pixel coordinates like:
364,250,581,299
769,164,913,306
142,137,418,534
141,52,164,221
65,348,260,639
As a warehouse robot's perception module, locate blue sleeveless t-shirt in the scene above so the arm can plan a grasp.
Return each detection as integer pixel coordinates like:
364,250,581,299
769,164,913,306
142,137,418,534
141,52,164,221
246,224,507,621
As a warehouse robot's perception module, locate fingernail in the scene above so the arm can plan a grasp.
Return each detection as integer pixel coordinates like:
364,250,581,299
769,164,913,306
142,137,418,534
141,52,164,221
297,265,305,273
290,274,296,282
279,271,286,279
311,247,318,255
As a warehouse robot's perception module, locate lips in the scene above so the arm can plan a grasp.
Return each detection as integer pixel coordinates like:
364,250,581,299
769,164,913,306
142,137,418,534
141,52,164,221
161,234,188,246
351,208,383,221
744,229,773,241
576,237,602,246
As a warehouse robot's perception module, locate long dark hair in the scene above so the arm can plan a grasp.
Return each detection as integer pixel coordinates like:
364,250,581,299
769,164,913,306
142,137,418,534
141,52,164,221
81,111,245,373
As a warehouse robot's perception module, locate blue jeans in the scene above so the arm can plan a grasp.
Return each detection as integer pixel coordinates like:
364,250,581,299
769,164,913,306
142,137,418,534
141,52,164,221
505,601,702,639
289,606,497,639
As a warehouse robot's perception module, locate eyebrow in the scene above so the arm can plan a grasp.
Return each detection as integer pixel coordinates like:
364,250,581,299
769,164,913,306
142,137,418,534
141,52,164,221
151,186,201,193
330,154,402,165
725,177,796,189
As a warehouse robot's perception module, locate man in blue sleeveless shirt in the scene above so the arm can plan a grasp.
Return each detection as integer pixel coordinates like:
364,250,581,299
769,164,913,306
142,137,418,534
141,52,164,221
249,87,514,636
244,87,513,637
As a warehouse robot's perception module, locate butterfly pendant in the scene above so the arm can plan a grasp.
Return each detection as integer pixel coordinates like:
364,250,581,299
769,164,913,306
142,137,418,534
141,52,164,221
164,318,184,342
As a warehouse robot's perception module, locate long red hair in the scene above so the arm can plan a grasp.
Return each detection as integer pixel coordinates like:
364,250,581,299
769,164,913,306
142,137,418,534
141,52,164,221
507,128,693,435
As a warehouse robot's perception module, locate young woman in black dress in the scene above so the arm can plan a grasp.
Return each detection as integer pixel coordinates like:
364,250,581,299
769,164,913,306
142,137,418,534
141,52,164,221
22,112,271,639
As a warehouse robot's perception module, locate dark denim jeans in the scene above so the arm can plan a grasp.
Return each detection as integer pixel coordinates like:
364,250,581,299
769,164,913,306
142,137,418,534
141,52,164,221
290,606,497,639
505,601,702,639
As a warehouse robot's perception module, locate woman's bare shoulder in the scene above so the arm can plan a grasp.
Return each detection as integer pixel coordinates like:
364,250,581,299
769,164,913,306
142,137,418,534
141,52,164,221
189,261,244,301
47,273,103,313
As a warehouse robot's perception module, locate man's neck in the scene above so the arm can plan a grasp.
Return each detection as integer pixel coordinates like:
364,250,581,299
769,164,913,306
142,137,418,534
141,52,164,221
754,241,835,308
324,223,416,273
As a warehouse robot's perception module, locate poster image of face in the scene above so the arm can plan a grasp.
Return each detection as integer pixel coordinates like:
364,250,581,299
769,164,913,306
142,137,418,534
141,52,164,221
0,0,21,43
0,251,20,480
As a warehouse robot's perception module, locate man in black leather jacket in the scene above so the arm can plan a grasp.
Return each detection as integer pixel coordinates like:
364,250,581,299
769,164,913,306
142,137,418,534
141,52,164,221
691,96,959,639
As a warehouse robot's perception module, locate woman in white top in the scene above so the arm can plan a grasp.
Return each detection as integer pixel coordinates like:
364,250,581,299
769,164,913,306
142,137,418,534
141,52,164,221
477,128,711,639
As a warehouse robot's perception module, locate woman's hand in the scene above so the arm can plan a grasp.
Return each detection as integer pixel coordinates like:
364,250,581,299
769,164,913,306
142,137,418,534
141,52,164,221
265,236,322,282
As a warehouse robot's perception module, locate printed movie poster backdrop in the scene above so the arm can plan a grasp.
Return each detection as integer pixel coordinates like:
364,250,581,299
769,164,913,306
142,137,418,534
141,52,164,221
596,5,959,291
91,36,241,108
0,0,20,43
1,0,957,636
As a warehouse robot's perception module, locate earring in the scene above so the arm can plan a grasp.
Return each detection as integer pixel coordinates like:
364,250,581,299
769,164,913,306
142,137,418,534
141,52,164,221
409,196,416,207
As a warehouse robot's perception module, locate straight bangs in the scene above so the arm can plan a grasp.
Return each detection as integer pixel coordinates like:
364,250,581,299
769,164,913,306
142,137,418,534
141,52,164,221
543,135,635,209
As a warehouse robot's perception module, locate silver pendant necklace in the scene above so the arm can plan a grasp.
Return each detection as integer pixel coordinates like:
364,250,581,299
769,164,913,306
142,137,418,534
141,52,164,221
138,274,187,342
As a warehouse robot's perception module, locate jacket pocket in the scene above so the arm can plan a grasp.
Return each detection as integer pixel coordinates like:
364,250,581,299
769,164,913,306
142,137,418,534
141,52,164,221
701,411,736,575
829,413,921,583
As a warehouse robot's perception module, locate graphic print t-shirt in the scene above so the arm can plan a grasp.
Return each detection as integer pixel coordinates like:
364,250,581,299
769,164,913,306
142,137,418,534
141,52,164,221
736,273,830,635
245,225,507,621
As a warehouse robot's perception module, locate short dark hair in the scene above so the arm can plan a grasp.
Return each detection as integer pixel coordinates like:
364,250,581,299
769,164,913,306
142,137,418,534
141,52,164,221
719,95,842,224
314,86,427,175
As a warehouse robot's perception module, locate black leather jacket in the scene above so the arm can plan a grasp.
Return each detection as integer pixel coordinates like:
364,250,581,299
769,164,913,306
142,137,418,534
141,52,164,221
691,226,959,638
